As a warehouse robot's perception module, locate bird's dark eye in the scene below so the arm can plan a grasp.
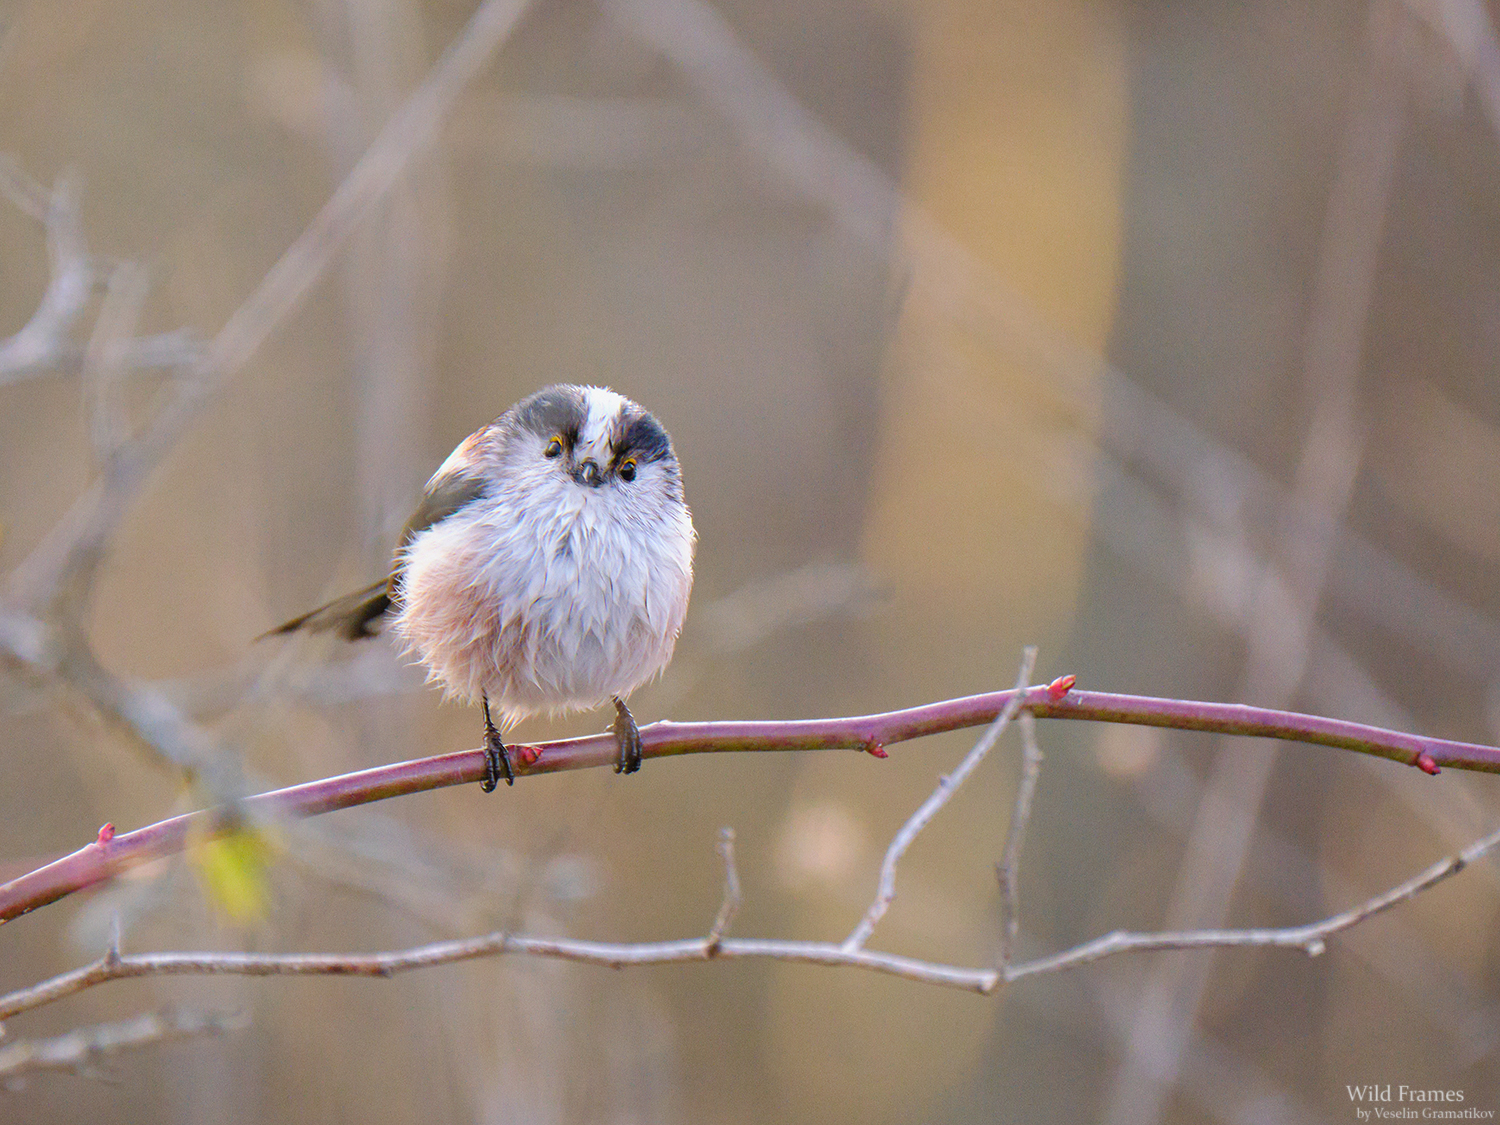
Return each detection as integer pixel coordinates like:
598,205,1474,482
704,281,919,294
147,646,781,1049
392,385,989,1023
618,458,637,482
544,438,563,459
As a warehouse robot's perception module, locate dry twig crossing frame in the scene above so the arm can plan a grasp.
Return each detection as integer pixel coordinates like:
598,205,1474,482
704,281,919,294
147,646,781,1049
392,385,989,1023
3,649,1498,1037
2,668,1497,926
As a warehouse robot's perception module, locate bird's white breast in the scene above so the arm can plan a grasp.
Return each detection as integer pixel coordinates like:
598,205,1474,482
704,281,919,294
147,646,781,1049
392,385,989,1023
393,463,693,727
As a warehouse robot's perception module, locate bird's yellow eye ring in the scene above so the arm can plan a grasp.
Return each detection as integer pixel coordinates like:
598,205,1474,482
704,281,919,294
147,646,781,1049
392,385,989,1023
618,457,638,482
544,438,563,459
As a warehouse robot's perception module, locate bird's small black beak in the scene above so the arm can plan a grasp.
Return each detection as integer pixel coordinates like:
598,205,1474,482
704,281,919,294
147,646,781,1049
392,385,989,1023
573,459,604,487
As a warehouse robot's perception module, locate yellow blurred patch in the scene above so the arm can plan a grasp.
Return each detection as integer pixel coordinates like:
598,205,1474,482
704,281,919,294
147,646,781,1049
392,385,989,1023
189,824,274,924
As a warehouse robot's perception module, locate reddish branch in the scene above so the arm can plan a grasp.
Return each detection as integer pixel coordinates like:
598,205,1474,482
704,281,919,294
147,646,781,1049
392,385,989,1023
3,681,1497,926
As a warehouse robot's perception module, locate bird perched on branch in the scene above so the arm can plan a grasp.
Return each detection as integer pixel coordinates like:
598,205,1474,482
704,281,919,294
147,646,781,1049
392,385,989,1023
266,384,696,791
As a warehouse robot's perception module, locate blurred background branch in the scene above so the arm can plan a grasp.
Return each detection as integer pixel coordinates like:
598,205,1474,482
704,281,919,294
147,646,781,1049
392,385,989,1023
0,1007,248,1089
3,0,1500,1120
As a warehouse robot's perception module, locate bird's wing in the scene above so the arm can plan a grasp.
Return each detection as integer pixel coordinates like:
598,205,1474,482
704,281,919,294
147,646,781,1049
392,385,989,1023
261,461,488,642
395,466,489,554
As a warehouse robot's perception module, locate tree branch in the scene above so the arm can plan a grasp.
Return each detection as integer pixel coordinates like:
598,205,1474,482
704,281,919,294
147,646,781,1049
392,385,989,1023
2,677,1495,926
4,655,1496,1034
0,1007,247,1087
0,171,93,384
3,795,1494,1024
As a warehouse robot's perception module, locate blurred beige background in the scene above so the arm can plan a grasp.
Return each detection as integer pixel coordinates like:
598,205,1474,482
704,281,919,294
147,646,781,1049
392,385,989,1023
2,0,1500,1122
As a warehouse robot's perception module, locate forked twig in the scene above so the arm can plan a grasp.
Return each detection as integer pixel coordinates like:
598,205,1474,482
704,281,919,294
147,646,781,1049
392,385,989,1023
0,174,92,383
842,649,1036,952
997,709,1044,970
706,827,741,951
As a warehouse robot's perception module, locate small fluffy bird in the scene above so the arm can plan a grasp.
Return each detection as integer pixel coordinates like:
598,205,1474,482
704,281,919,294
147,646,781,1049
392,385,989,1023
268,384,696,790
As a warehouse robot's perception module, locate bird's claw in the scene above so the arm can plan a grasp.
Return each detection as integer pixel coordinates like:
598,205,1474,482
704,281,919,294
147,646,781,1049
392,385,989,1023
613,697,643,775
481,694,515,791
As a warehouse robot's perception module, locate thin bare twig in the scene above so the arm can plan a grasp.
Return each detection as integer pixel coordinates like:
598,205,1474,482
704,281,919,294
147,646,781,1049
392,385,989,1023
1008,821,1500,981
706,828,741,951
0,166,198,388
0,173,92,383
842,649,1036,952
81,261,152,462
997,709,1044,970
0,1007,247,1087
3,816,1495,1025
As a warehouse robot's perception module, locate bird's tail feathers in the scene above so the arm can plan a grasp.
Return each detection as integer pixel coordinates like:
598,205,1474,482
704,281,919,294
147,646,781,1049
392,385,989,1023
259,580,392,642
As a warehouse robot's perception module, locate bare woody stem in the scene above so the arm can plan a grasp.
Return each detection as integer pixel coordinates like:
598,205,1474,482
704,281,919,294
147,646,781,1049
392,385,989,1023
0,1007,248,1083
996,710,1044,970
3,683,1497,925
6,819,1497,1023
842,649,1036,951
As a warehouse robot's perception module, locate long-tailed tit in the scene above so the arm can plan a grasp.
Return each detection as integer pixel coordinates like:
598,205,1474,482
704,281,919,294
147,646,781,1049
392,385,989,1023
267,384,696,791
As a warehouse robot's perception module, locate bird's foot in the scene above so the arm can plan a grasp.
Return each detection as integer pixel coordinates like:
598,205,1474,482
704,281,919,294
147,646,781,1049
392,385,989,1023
481,694,515,792
612,697,643,775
